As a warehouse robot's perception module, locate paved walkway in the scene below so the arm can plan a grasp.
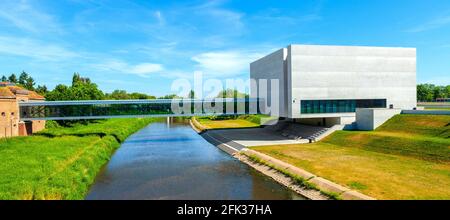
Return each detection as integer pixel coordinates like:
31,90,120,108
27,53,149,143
199,127,376,200
207,128,308,148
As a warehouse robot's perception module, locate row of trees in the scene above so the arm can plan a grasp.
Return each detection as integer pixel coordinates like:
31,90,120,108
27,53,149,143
45,73,105,101
1,72,157,101
1,71,48,94
105,90,156,100
157,85,450,101
7,71,447,102
46,73,161,101
417,84,450,102
155,88,247,100
2,71,247,101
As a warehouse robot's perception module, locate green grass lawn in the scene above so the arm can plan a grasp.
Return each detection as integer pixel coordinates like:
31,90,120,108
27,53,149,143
195,115,269,129
252,115,450,199
424,107,450,111
323,115,450,162
0,118,156,200
197,118,259,129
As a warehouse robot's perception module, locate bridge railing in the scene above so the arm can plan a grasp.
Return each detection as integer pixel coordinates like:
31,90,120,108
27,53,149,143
18,98,265,120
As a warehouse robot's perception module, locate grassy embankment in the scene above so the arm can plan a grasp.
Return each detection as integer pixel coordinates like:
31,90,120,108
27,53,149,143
424,107,450,111
0,118,156,200
252,115,450,199
195,115,271,130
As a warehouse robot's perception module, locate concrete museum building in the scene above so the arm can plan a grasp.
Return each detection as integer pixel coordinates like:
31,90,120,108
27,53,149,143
251,44,417,129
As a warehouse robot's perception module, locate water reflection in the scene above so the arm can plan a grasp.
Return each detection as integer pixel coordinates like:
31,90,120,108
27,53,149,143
86,119,303,200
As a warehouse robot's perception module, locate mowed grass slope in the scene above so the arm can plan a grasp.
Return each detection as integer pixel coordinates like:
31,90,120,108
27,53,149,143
196,117,259,130
253,115,450,199
0,118,156,200
196,115,271,130
324,115,450,163
377,114,450,138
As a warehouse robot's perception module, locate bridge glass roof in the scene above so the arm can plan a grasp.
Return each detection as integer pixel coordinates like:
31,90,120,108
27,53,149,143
19,98,263,120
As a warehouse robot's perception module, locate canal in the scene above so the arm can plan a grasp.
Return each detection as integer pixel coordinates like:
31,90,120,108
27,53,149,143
86,119,303,200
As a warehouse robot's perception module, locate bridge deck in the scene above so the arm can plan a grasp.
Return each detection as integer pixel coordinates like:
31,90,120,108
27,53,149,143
19,98,263,120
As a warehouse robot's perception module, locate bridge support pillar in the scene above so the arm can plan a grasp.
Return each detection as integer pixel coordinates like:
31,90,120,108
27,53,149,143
166,117,172,127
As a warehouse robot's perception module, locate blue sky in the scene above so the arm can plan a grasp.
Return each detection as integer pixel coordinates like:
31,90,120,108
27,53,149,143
0,0,449,96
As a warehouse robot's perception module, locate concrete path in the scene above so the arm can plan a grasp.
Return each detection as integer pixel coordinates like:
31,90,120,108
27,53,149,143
207,128,308,147
198,127,375,200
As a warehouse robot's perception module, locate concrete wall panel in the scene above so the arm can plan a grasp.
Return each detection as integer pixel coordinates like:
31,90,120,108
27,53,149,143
289,45,416,118
251,44,417,120
356,108,402,130
250,48,288,117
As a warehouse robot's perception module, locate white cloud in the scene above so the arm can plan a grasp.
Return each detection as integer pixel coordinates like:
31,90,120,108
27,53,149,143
130,63,164,75
252,12,321,25
0,0,62,34
0,36,78,61
191,51,264,77
204,8,243,30
154,11,165,25
93,60,164,77
406,16,450,33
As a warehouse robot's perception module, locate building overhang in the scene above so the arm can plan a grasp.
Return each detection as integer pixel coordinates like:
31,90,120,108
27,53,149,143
299,112,356,119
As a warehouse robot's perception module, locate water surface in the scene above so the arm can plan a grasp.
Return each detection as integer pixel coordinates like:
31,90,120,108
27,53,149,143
87,119,303,200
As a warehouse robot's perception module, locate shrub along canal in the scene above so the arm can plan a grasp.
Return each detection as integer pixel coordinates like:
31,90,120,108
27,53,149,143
86,119,303,200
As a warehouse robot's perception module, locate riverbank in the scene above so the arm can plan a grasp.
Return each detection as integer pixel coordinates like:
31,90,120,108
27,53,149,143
235,151,330,200
0,118,157,200
191,118,336,200
252,115,450,200
193,115,450,200
199,129,352,200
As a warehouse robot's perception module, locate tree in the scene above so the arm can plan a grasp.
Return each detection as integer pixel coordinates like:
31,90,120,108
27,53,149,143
72,72,91,86
24,76,35,90
188,90,195,99
106,90,130,100
13,71,36,90
159,94,181,99
70,81,104,100
35,85,48,95
417,84,435,102
8,74,17,83
18,71,29,85
105,90,156,100
216,89,247,99
1,75,7,82
433,86,446,99
46,73,104,101
446,86,450,98
72,73,81,86
46,84,70,101
417,84,450,102
130,92,155,99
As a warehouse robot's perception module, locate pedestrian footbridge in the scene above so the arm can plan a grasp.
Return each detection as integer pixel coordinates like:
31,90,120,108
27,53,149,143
18,98,264,120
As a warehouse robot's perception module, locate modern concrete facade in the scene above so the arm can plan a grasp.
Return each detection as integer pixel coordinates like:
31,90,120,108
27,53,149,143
251,44,417,126
355,108,402,130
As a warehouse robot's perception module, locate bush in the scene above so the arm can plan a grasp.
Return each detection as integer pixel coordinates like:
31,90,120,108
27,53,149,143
44,120,60,129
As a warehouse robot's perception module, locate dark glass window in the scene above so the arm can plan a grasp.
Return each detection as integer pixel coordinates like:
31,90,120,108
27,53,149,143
301,99,386,114
18,98,263,119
